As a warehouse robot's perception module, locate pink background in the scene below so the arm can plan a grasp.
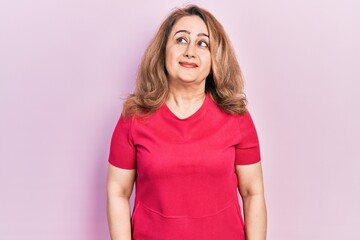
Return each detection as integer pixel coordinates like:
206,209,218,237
1,0,359,239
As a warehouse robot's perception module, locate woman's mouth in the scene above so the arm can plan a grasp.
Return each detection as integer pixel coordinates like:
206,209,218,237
179,61,198,68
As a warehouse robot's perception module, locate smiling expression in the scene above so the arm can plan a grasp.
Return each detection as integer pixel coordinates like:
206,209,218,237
165,16,211,86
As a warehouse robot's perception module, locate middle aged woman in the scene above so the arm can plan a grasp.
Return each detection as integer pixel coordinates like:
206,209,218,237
107,5,267,240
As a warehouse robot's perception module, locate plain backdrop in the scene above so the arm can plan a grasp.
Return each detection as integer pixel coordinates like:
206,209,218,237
1,0,359,239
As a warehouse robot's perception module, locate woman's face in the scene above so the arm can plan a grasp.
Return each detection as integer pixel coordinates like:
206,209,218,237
165,16,211,86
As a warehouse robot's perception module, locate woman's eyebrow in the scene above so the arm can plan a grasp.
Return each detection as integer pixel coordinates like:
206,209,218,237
174,30,191,36
198,33,209,38
174,30,209,38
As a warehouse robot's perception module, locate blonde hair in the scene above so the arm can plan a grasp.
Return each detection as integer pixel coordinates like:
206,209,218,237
122,5,247,118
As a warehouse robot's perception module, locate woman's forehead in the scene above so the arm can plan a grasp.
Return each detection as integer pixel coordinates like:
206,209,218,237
171,16,208,35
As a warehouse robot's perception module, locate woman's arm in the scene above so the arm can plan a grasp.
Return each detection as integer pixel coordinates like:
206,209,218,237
236,162,267,240
107,164,136,240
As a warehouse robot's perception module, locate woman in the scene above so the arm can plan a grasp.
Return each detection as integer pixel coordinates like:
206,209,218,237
107,5,267,240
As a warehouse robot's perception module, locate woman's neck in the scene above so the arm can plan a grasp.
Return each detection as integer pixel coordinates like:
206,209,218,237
166,88,206,119
166,78,206,104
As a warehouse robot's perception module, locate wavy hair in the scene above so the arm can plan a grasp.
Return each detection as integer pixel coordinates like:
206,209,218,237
122,5,247,118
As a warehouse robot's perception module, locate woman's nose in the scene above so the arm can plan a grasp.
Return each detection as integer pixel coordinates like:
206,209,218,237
183,44,196,58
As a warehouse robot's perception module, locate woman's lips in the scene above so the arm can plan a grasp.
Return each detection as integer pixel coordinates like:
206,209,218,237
179,61,198,68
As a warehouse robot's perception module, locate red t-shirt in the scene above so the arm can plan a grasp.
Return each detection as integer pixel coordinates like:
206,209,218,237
109,94,261,240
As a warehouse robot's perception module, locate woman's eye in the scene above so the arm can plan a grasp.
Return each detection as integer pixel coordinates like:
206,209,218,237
198,41,209,48
176,37,187,44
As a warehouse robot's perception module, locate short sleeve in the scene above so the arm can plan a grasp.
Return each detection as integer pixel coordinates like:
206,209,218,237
108,114,136,169
235,112,261,165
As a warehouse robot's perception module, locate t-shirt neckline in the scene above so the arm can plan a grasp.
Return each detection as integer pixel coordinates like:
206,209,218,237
163,93,209,121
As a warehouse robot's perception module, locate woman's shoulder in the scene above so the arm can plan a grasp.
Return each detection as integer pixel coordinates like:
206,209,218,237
207,95,250,118
120,104,167,126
